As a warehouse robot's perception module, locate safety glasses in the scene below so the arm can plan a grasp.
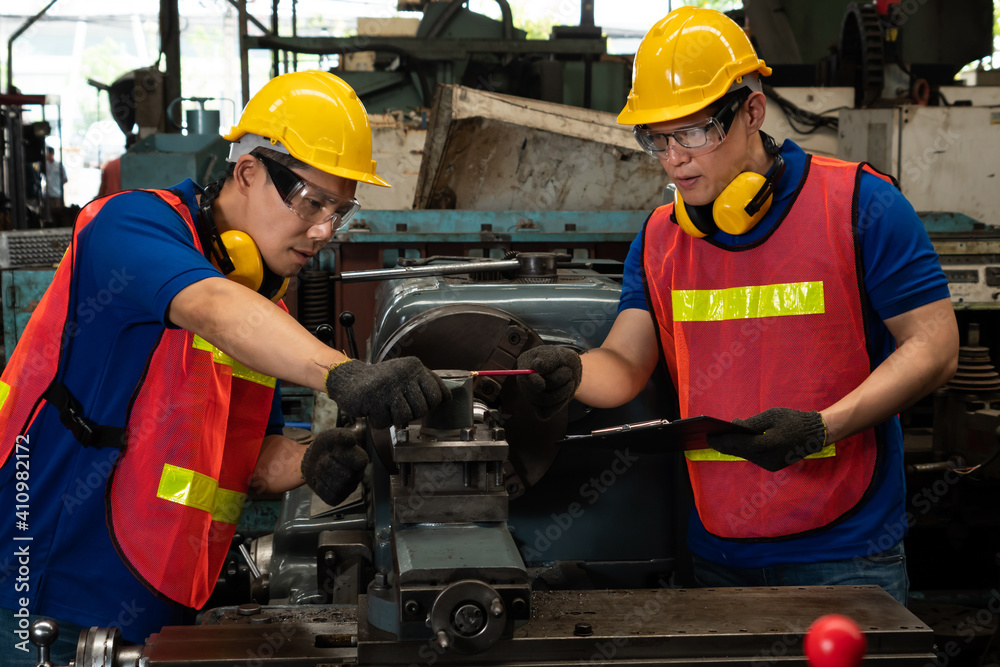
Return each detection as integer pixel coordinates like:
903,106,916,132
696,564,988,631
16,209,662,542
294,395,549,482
253,151,361,229
633,87,752,158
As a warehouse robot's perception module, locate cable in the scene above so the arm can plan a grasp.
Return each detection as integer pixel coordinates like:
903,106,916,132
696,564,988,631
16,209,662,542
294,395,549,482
951,446,1000,477
763,84,840,135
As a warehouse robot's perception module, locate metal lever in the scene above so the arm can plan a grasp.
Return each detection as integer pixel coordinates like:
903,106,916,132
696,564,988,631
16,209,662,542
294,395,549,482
339,311,360,360
239,542,270,604
29,618,57,667
314,323,335,347
238,543,261,581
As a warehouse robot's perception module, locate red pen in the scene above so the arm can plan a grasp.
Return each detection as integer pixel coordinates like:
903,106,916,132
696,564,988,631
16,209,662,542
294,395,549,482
470,369,535,376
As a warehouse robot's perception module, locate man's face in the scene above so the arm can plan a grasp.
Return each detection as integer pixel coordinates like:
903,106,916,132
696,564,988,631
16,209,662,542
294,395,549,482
243,158,358,278
646,103,751,207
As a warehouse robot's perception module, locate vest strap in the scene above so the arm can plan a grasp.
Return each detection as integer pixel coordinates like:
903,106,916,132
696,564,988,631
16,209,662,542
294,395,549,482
42,382,125,450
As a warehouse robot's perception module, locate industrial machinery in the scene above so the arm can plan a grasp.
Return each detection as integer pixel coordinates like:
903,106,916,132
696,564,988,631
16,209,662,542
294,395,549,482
24,252,941,666
0,93,64,230
240,0,628,114
7,1,1000,663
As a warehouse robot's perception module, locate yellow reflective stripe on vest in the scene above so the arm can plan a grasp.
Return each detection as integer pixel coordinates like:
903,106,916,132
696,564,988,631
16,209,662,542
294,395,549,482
156,463,246,525
0,381,10,414
191,336,277,388
672,281,825,322
685,442,837,462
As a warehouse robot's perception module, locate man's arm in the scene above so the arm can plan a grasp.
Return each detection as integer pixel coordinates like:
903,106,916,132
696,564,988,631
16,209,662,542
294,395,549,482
252,434,307,494
167,276,346,392
576,308,661,408
821,297,958,442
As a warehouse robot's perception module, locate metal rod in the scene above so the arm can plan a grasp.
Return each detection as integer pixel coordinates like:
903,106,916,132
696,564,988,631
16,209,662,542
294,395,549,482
239,0,250,107
471,370,535,376
238,543,262,580
6,0,60,93
161,0,182,131
336,259,520,283
271,0,280,77
226,0,272,36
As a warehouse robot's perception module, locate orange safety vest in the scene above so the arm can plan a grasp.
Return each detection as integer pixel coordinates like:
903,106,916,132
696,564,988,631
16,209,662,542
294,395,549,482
0,189,281,609
643,156,892,540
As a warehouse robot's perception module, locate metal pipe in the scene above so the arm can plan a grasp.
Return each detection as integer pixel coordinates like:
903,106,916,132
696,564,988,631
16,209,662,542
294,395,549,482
271,0,280,77
336,259,520,283
6,0,60,94
239,0,250,107
226,0,272,36
160,0,182,131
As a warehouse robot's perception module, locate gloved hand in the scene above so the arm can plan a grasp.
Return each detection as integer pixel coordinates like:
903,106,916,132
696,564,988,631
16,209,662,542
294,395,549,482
325,357,448,429
707,407,827,472
300,428,368,507
516,346,583,419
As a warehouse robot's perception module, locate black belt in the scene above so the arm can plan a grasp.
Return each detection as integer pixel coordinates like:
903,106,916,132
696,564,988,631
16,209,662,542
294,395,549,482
42,382,125,450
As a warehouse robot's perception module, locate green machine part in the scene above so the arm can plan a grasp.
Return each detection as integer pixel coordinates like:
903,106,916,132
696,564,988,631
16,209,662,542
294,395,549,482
120,133,231,191
254,3,628,116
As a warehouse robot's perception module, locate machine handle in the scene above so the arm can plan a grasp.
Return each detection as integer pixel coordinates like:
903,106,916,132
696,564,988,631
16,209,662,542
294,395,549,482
339,311,360,360
29,618,58,667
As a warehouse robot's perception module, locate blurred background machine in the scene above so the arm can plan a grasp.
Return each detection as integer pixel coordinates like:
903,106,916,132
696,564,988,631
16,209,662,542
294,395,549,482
5,0,1000,664
239,0,628,114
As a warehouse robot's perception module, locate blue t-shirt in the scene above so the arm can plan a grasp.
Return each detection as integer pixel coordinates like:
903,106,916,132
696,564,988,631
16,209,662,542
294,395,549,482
0,180,285,641
618,140,950,567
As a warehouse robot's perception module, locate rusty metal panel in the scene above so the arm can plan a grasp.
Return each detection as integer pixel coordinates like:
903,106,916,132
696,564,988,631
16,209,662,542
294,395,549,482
415,85,666,211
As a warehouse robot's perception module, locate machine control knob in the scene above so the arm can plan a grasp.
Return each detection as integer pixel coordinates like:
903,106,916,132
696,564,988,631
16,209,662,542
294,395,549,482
489,597,504,618
429,580,509,653
29,619,58,667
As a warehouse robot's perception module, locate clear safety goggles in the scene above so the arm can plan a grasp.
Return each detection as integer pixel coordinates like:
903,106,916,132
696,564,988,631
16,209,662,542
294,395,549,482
633,87,751,158
253,151,361,229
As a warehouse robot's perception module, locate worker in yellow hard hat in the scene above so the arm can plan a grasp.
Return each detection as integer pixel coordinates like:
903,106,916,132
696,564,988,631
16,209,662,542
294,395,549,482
0,70,446,665
516,7,957,604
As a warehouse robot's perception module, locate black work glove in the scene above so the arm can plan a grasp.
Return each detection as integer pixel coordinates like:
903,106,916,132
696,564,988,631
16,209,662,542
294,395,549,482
300,428,368,507
325,357,448,429
516,346,583,420
707,407,827,473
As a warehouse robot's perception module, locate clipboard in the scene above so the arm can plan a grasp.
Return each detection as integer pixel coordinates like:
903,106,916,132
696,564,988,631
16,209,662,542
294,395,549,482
560,416,758,453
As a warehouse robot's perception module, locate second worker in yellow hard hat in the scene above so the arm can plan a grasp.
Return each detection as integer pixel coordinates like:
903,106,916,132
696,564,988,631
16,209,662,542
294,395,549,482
515,7,958,605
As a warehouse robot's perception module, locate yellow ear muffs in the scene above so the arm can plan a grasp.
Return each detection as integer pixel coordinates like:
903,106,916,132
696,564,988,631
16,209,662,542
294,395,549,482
212,230,264,291
210,230,290,303
671,152,785,238
673,189,709,238
713,172,771,236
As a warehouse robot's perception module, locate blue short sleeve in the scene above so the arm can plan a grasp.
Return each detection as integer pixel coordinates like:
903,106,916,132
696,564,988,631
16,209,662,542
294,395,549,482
618,229,649,313
77,188,222,327
856,173,951,320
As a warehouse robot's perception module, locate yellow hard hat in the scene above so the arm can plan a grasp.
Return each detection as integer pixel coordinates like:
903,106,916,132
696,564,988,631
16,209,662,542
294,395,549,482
618,7,771,127
224,70,390,187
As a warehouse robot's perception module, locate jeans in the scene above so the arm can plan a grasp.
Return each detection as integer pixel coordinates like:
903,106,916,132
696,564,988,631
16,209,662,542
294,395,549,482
691,542,909,606
0,608,86,667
